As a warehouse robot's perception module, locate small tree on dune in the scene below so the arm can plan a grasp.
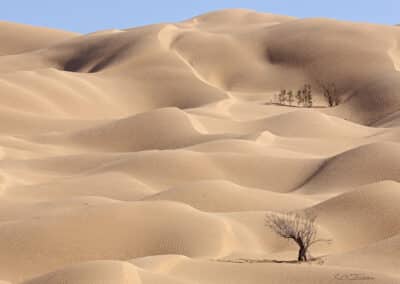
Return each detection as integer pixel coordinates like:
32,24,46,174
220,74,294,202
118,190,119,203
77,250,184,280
265,212,329,262
278,89,287,105
294,84,313,107
296,89,304,106
287,90,294,106
274,81,340,108
317,80,339,107
304,84,313,107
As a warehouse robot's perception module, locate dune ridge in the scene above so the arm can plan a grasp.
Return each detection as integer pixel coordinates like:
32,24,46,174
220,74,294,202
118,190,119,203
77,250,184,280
0,9,399,283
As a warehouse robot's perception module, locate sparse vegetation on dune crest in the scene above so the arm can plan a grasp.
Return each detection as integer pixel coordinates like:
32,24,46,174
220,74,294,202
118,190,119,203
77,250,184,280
317,80,340,107
272,83,339,108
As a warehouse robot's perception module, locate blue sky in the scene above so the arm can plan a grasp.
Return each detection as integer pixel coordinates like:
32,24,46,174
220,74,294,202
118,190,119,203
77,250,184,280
1,0,399,33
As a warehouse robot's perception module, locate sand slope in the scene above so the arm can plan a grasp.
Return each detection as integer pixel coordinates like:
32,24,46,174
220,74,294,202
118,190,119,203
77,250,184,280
0,22,78,55
0,9,400,283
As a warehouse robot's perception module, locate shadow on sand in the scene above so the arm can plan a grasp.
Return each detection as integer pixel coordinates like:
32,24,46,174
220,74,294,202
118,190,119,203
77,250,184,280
214,256,326,265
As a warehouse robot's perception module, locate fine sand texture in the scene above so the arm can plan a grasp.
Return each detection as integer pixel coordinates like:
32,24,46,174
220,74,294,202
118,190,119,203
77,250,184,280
0,9,400,283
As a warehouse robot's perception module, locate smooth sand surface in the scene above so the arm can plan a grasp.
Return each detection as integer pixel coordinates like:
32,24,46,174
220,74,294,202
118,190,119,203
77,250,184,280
0,9,400,283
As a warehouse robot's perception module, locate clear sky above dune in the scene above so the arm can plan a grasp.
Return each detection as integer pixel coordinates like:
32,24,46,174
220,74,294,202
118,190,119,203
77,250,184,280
1,0,399,33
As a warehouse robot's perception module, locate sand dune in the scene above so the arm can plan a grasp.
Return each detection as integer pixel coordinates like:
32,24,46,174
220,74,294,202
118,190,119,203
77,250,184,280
0,201,250,280
22,261,143,284
300,142,400,193
0,8,400,283
389,42,400,71
309,181,400,249
143,179,315,212
22,257,400,284
0,21,77,56
34,107,232,152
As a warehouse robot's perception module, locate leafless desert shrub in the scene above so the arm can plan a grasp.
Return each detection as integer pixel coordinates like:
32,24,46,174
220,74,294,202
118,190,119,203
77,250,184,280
287,90,294,105
317,80,340,107
296,84,312,107
265,212,329,262
278,89,287,104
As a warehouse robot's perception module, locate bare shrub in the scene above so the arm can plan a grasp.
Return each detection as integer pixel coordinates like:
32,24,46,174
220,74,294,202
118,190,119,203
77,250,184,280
274,84,314,107
265,212,329,262
317,80,339,107
287,90,294,106
278,89,287,105
298,84,312,107
296,89,304,106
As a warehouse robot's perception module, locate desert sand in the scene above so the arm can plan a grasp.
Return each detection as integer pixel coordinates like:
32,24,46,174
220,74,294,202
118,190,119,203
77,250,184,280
0,8,399,283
